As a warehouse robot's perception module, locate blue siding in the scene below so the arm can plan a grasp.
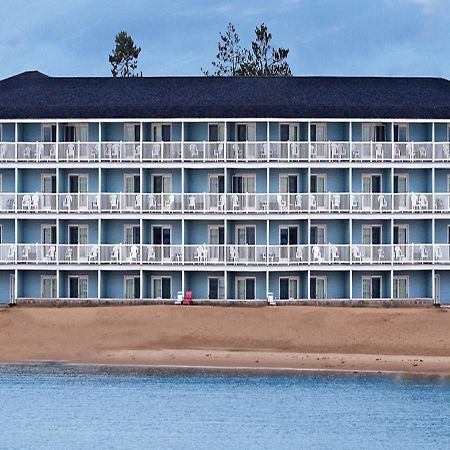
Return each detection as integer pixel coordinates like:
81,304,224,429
0,220,15,243
0,170,15,192
1,123,15,141
0,270,13,303
312,270,350,298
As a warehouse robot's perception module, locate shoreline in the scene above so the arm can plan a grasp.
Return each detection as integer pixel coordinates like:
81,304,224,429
1,305,450,376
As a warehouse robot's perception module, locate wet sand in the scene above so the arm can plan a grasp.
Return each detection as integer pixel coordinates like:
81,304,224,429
1,305,450,375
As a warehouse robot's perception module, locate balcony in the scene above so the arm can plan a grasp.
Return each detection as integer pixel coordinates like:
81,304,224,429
1,140,448,163
0,243,447,266
1,192,448,215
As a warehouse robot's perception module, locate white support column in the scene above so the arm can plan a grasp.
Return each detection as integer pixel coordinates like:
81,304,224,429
97,269,101,300
224,120,228,300
181,269,185,299
266,121,270,162
432,121,435,163
97,217,101,299
307,121,311,162
349,120,353,162
181,120,184,163
266,219,269,299
140,121,143,163
14,122,18,161
390,269,394,301
307,269,311,300
98,122,102,162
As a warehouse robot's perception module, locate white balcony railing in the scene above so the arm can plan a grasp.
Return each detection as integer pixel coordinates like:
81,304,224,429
1,140,448,163
1,243,449,266
2,192,450,214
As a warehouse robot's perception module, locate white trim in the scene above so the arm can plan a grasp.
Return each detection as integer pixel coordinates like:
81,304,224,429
310,275,327,299
278,224,299,245
68,224,89,244
151,275,172,299
279,275,299,300
151,173,172,193
393,275,409,298
68,274,88,298
123,275,140,298
150,224,172,244
235,224,256,245
362,275,383,298
41,274,57,298
279,173,299,192
123,224,140,244
207,275,225,300
362,224,383,245
235,276,256,300
310,224,327,244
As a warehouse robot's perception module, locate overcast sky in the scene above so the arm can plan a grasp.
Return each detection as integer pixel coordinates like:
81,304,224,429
0,0,448,79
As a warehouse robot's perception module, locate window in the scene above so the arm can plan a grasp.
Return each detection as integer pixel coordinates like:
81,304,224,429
208,123,224,142
42,124,57,142
280,277,298,300
152,124,171,142
208,174,225,194
310,174,326,193
152,276,171,299
41,225,57,245
0,173,2,193
64,124,88,142
41,275,57,298
124,276,140,299
124,123,140,142
152,174,172,193
68,276,88,299
393,276,409,299
124,225,140,245
394,124,409,142
310,123,326,141
362,225,382,245
310,277,327,299
0,224,2,244
362,123,386,141
310,225,326,245
0,124,2,141
232,174,255,194
208,277,225,299
362,174,382,193
236,277,255,300
68,225,88,245
280,123,299,141
280,174,298,193
393,225,408,245
362,276,382,299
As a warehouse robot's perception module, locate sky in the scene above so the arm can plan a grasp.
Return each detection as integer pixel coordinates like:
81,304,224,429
0,0,449,79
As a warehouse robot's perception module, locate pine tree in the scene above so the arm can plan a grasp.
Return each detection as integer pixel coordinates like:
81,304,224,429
109,31,142,77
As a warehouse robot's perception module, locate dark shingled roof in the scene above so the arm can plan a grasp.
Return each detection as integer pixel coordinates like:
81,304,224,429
0,71,449,120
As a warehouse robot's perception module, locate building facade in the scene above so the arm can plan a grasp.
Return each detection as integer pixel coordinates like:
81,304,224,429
1,72,450,303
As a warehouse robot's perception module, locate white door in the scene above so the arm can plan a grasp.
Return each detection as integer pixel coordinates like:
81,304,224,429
435,274,440,304
9,274,15,304
42,174,56,210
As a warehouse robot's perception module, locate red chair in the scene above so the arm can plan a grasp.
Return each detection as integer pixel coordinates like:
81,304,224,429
183,291,192,305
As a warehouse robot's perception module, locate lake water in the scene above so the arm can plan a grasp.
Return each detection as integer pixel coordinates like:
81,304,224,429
0,365,449,449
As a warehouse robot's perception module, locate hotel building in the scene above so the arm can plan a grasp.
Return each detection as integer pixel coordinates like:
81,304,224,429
0,71,450,304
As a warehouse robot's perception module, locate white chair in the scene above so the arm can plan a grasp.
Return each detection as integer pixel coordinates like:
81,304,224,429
418,146,426,159
295,246,303,262
189,144,199,159
229,246,238,264
8,245,16,260
351,195,358,210
309,144,316,160
66,144,75,160
294,194,302,210
410,193,418,211
151,144,160,160
406,143,413,161
351,144,360,160
65,247,73,262
309,194,317,210
330,245,339,262
0,144,6,160
63,194,73,210
377,248,385,262
111,143,120,160
277,194,287,211
92,195,99,211
129,245,139,262
218,194,225,211
21,194,32,211
22,245,30,261
442,144,450,160
232,194,239,211
291,143,300,160
331,143,340,160
134,144,141,160
352,246,362,262
418,194,428,210
419,245,427,263
49,144,56,160
36,143,44,161
312,245,322,262
24,146,32,160
375,144,383,160
164,194,174,211
110,194,119,211
148,194,157,210
175,291,184,305
214,144,223,160
267,292,276,306
378,194,387,211
88,245,98,263
331,194,341,211
194,246,204,264
45,245,56,262
147,245,155,262
394,245,403,261
233,144,241,160
134,194,142,210
31,193,39,212
111,245,120,263
435,246,443,261
188,195,196,211
91,144,99,161
394,144,401,159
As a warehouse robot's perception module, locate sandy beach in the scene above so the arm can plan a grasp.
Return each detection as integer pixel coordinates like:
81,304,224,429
1,305,450,375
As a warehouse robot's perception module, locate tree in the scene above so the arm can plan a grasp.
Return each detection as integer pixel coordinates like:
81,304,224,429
203,23,292,77
237,24,292,76
202,23,244,76
109,31,142,77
